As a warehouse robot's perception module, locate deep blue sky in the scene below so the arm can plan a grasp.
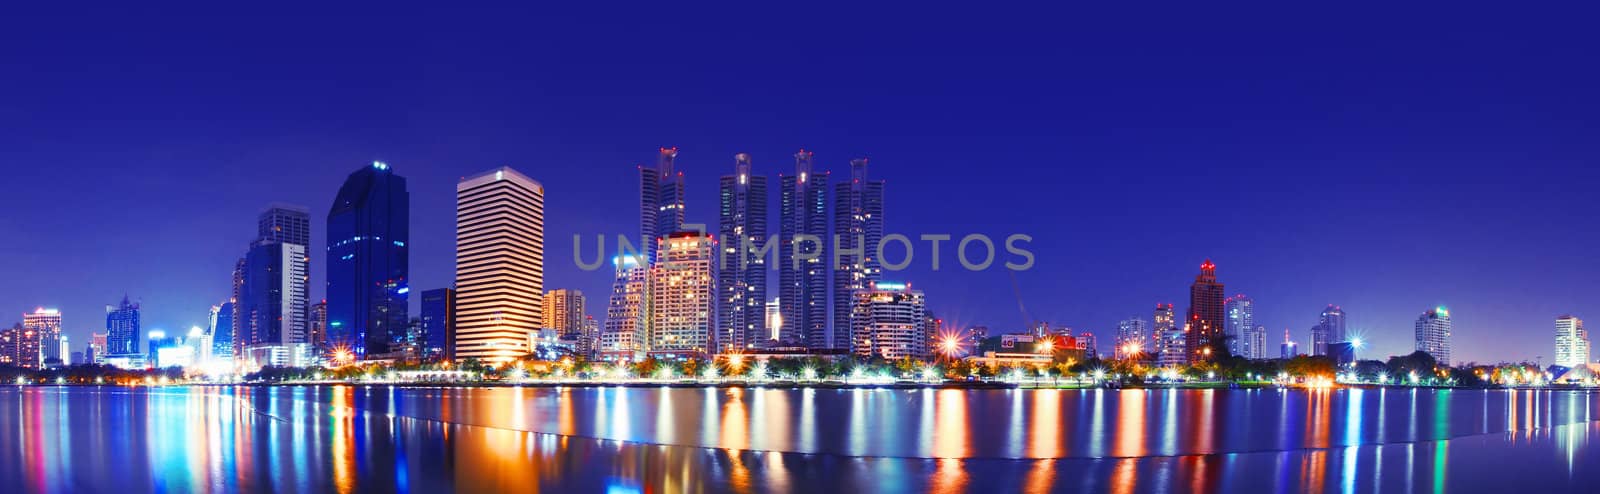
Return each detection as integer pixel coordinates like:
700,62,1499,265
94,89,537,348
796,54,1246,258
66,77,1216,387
2,5,1596,364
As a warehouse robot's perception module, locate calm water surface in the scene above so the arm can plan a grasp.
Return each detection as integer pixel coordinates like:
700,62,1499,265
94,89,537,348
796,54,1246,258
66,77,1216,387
1,385,1598,492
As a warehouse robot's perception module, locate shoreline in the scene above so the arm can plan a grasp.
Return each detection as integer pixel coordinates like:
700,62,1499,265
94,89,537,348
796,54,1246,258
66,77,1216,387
13,381,1595,392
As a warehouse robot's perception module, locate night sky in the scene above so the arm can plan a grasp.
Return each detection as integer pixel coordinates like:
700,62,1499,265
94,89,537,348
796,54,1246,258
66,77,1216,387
3,5,1597,364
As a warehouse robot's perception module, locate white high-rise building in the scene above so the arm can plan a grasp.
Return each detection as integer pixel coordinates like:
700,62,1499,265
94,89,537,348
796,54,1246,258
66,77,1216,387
1115,317,1147,359
601,255,649,361
454,167,544,364
1153,303,1185,367
650,232,716,356
850,281,927,360
1555,315,1590,368
1247,325,1268,360
1224,295,1253,358
1414,307,1452,366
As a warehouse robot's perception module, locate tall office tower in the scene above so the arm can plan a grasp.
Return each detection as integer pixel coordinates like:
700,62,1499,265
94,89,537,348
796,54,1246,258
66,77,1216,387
1280,329,1299,359
924,311,944,357
833,158,885,350
230,258,245,356
1224,295,1253,358
1414,307,1452,366
1184,260,1226,363
639,147,686,264
779,150,829,348
602,255,650,360
305,300,327,351
1248,325,1268,360
543,289,587,349
1311,304,1346,356
717,153,770,350
651,232,717,357
326,161,410,358
105,296,140,356
1153,303,1185,367
8,322,43,369
22,310,60,367
239,204,311,366
1555,315,1591,368
454,167,544,364
849,281,927,360
210,302,234,360
1116,317,1148,359
580,315,600,358
420,288,455,360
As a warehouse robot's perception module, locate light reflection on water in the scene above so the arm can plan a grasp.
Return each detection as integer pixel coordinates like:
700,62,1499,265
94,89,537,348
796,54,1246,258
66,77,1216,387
0,386,1598,492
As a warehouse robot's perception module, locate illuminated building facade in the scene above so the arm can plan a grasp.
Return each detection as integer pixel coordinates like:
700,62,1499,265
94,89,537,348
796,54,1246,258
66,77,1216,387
849,281,927,360
1184,259,1225,363
105,296,140,356
543,289,588,353
1154,303,1185,367
239,204,311,366
454,166,544,364
717,153,769,350
25,308,63,368
650,232,716,357
1116,317,1147,359
326,161,409,358
1555,314,1589,368
1224,295,1253,358
833,158,885,350
1414,307,1453,366
420,288,455,359
601,255,649,361
778,150,828,347
639,147,686,265
1312,304,1346,357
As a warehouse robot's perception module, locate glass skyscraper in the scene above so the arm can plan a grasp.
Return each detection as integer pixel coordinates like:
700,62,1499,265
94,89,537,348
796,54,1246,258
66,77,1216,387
105,295,140,356
639,147,686,265
717,153,768,350
326,161,410,358
779,150,828,348
1185,260,1225,363
239,204,311,366
1224,295,1253,358
420,288,455,359
833,158,884,351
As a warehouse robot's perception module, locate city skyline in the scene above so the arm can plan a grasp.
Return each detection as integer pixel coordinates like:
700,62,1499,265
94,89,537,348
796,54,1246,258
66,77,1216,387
4,6,1598,365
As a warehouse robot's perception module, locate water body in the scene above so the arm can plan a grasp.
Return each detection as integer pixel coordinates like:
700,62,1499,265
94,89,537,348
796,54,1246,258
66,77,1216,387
1,385,1597,492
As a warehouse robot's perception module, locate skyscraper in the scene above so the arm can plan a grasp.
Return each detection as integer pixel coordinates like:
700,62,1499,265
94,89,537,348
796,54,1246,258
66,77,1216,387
717,153,769,350
309,300,328,350
105,296,140,356
833,158,885,350
1312,304,1346,356
420,288,455,360
766,298,782,343
543,289,587,354
639,147,686,265
779,150,829,348
1415,307,1452,366
1185,260,1225,363
6,323,43,369
1116,317,1147,359
23,308,62,369
1153,303,1185,367
454,167,544,364
1248,325,1268,360
326,161,410,358
211,302,234,361
1555,315,1589,368
601,255,649,361
850,281,927,360
239,204,311,366
1224,295,1253,358
230,258,245,357
650,232,716,357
